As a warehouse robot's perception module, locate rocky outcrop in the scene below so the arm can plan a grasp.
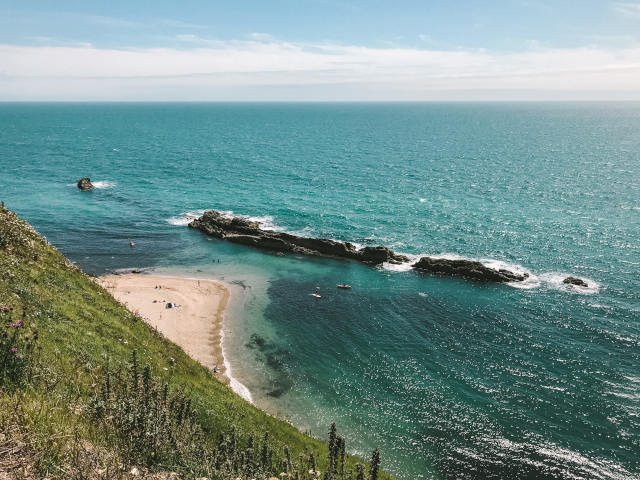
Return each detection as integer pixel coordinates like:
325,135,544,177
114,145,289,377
357,245,408,264
77,177,94,190
563,276,588,287
412,257,529,283
189,210,408,264
189,210,528,283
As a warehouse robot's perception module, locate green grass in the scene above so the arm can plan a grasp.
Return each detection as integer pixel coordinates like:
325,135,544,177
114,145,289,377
0,206,395,479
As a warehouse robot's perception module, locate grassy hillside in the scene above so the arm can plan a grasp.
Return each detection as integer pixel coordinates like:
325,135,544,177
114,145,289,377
0,206,394,480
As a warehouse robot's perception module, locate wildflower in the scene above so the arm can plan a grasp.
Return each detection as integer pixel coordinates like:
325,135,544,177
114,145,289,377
15,354,22,359
0,306,9,313
10,347,17,353
11,321,23,328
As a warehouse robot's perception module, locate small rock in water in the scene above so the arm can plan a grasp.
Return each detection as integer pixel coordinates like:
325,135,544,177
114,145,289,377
563,276,588,287
77,177,94,190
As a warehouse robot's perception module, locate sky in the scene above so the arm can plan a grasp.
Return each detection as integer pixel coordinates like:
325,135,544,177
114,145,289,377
1,0,640,101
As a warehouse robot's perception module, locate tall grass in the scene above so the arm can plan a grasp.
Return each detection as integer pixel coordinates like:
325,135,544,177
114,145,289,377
0,205,394,479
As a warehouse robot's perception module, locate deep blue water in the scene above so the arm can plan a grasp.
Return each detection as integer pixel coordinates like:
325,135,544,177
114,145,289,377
1,102,639,479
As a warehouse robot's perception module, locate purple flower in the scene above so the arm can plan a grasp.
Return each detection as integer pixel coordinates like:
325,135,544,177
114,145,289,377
10,347,17,353
0,306,9,313
11,321,23,328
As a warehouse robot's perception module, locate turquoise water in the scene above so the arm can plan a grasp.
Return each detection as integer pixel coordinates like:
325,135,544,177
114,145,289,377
1,103,639,479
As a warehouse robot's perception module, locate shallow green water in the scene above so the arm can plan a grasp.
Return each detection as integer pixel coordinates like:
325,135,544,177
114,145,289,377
1,103,639,479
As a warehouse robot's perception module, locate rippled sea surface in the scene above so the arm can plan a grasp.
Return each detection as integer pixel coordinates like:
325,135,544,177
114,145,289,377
1,103,639,479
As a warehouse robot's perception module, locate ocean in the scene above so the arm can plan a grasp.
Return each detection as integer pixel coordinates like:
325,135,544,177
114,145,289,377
1,102,638,479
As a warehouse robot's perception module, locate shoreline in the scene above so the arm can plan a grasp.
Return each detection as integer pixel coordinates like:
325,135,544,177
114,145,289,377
97,273,252,401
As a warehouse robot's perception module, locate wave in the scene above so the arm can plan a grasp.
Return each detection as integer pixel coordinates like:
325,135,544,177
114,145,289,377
218,210,281,232
67,180,115,189
380,253,600,294
167,208,282,231
92,181,116,189
166,210,206,226
221,322,253,403
536,272,601,295
176,210,601,294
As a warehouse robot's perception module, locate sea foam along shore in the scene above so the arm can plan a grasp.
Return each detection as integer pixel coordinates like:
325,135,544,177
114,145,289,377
97,273,253,402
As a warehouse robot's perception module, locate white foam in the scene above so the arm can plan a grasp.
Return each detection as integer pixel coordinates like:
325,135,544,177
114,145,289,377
67,180,115,189
218,210,281,231
479,258,540,290
91,181,115,189
221,322,253,403
174,209,603,295
380,252,537,288
537,272,601,295
380,252,601,294
381,253,422,272
166,210,206,226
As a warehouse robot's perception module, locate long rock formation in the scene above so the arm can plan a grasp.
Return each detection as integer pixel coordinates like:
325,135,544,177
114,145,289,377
189,210,529,283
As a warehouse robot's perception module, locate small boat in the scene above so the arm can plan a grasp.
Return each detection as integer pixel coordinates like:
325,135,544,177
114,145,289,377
337,284,351,289
311,293,322,298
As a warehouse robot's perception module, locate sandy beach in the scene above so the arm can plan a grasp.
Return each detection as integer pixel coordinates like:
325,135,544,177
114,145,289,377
98,273,231,384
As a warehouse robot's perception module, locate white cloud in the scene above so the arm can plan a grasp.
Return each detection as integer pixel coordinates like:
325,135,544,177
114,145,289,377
247,32,274,41
0,40,639,100
614,2,640,18
175,34,201,43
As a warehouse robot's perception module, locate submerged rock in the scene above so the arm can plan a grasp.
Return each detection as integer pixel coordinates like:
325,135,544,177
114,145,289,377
77,177,94,190
563,276,588,287
412,257,528,283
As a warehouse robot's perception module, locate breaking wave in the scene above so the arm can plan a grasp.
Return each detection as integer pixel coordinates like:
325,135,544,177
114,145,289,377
171,210,600,294
166,210,206,226
380,252,599,293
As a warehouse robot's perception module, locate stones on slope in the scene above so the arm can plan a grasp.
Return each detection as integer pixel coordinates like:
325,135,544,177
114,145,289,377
411,257,528,283
189,210,527,282
77,177,94,190
563,276,588,287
